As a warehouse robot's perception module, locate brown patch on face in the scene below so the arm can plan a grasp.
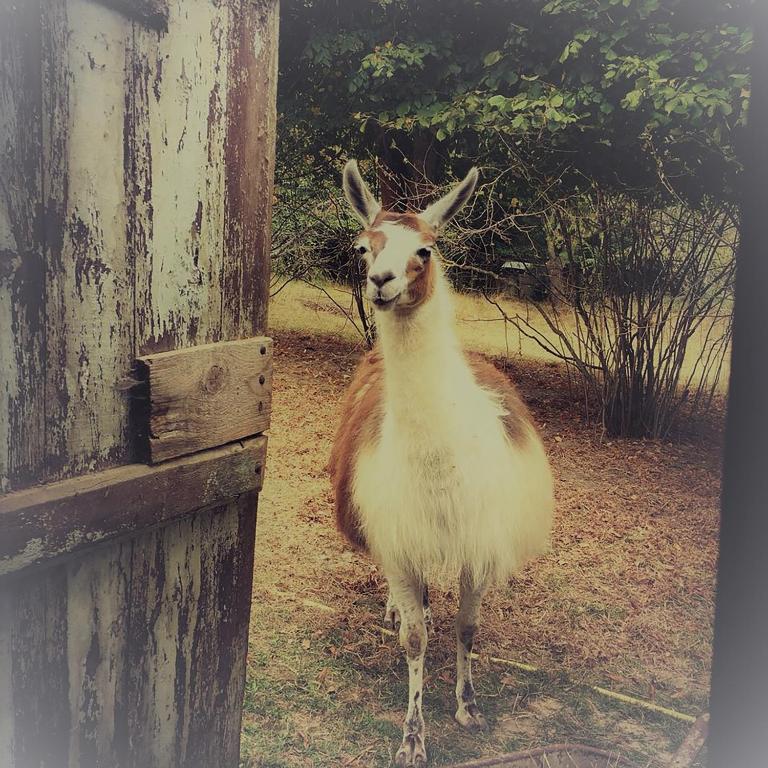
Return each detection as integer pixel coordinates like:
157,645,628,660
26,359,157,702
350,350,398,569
466,354,532,445
372,210,436,241
328,348,385,551
402,253,435,309
361,228,388,256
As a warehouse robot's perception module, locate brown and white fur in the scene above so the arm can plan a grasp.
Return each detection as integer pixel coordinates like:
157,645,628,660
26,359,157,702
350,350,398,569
329,161,553,766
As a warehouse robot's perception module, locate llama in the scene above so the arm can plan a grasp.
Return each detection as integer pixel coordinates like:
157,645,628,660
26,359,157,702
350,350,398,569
329,161,554,767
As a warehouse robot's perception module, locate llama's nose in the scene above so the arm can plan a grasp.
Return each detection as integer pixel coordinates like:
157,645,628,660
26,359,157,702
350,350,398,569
369,271,395,288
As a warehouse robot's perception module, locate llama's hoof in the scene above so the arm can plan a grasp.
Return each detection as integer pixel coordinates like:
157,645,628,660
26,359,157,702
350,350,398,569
455,703,488,732
384,604,401,632
395,732,427,766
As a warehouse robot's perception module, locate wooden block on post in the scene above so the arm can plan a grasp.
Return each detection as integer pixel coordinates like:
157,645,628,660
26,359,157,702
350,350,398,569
136,336,273,464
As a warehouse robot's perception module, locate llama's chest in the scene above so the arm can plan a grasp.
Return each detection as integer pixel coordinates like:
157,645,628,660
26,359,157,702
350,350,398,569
355,386,511,512
349,366,553,582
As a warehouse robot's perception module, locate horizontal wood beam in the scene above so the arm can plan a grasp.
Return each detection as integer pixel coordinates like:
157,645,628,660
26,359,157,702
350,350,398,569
0,437,266,576
136,336,273,464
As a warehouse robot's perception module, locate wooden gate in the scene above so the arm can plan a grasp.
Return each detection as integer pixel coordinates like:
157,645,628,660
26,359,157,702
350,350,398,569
0,0,278,765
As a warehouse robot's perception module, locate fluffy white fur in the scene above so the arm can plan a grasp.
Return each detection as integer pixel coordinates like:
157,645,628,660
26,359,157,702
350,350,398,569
353,262,553,587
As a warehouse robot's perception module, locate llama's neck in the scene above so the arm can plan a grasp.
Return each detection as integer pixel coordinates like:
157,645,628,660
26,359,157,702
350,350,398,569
375,270,469,424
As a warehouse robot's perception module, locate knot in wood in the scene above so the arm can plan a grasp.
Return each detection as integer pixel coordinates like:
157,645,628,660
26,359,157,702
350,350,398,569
203,364,228,394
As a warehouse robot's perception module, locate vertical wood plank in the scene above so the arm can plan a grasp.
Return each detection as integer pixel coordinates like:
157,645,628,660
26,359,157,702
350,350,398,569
2,549,132,768
183,492,258,767
121,0,270,763
6,566,71,768
129,0,230,356
222,0,279,339
43,0,135,481
66,542,132,768
0,587,14,761
124,513,199,768
0,0,46,493
124,493,258,768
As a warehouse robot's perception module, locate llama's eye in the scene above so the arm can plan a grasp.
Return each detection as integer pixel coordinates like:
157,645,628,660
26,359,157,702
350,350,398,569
356,245,368,256
416,247,431,260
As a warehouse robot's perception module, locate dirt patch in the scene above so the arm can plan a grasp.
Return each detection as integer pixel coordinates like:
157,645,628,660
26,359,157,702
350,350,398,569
242,328,721,767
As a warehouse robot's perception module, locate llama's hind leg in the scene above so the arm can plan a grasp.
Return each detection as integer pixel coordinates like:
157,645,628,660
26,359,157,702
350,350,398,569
455,570,489,731
388,571,428,767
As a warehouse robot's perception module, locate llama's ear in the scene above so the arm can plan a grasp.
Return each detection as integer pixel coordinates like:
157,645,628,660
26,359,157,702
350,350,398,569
342,160,381,226
421,167,479,230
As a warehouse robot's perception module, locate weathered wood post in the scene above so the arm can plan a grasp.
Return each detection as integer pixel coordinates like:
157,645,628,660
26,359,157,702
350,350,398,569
0,0,278,766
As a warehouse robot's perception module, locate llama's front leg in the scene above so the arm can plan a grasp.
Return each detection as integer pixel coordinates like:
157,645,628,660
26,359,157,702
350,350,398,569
422,583,433,631
384,586,401,631
384,582,431,633
455,570,489,731
388,572,428,767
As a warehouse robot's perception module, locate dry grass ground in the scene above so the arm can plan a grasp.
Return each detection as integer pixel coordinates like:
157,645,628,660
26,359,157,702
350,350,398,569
241,284,723,768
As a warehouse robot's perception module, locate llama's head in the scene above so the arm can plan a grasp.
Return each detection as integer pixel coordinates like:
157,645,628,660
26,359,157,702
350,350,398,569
342,160,478,312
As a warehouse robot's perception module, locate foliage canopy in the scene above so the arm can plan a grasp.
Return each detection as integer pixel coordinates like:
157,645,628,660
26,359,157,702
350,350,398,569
279,0,751,199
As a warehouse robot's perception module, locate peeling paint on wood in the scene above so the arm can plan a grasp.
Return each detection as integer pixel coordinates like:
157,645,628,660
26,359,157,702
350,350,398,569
66,544,132,767
0,495,259,768
0,0,46,493
125,494,258,767
131,0,231,355
2,0,276,491
0,0,277,763
222,0,279,339
43,0,136,483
